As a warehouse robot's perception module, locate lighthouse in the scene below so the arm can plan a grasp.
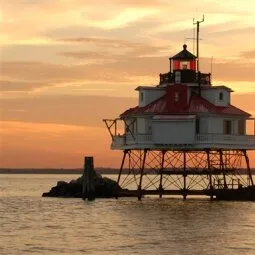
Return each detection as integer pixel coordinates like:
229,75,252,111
104,24,255,200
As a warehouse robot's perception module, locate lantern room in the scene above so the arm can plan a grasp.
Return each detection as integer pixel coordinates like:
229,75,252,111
159,44,211,85
170,44,197,72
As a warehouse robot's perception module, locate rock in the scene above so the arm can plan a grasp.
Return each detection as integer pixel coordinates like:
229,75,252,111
57,181,67,186
42,172,121,198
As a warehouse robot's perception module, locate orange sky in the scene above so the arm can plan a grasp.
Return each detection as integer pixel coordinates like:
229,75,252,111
0,0,255,168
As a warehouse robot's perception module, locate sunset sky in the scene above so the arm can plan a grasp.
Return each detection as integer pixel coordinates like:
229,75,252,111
0,0,255,168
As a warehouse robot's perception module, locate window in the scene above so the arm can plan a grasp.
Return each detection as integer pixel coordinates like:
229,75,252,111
224,120,232,135
196,118,200,134
175,71,181,83
181,61,190,70
125,122,135,134
182,64,188,69
219,92,223,101
147,119,152,133
174,92,180,102
238,120,245,135
140,92,144,101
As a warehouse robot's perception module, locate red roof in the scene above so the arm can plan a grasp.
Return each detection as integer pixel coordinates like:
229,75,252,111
120,94,250,117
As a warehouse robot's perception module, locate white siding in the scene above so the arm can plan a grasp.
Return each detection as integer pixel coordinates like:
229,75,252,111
195,116,246,135
137,118,146,134
201,89,230,106
139,89,165,107
199,117,209,133
244,120,247,135
207,117,240,135
145,118,152,133
125,119,136,134
207,117,223,134
152,120,195,144
233,119,238,135
215,90,230,106
233,119,247,135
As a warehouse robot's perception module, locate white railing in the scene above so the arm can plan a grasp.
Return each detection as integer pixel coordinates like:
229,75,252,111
112,134,152,147
112,133,255,148
196,134,255,145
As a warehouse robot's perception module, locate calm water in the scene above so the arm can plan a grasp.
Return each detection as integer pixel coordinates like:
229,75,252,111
0,174,255,255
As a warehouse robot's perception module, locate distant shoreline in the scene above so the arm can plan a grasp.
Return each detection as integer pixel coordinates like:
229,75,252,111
0,168,254,175
0,168,117,175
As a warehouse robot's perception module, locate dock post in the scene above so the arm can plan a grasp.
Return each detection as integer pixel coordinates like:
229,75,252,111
82,156,95,201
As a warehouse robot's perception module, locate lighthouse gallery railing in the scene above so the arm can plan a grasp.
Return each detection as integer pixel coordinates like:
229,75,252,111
112,134,255,147
196,134,255,145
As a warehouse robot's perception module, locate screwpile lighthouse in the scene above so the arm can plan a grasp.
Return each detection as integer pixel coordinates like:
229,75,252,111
104,21,255,200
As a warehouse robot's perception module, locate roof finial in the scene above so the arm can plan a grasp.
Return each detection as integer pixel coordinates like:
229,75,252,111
183,44,187,50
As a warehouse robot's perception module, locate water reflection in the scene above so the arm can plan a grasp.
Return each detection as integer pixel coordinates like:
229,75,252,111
0,175,255,255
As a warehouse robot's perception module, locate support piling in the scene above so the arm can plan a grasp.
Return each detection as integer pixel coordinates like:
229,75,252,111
138,149,148,200
82,156,95,201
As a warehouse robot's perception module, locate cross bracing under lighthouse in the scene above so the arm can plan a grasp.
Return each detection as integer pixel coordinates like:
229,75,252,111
103,19,255,200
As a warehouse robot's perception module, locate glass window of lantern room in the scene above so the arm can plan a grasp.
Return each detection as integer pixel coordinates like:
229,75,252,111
224,120,232,135
181,61,190,70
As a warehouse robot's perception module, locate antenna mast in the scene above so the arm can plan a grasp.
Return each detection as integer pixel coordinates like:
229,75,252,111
193,18,195,54
193,15,204,72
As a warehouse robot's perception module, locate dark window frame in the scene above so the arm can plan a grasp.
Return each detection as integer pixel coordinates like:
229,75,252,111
174,92,180,102
238,120,245,135
196,118,200,134
140,92,144,102
224,120,232,135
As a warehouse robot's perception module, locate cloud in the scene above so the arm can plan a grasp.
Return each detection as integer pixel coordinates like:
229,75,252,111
0,80,46,92
89,0,162,7
208,26,255,36
0,120,85,135
200,57,255,83
1,92,254,129
232,92,255,114
240,50,255,59
212,62,255,82
0,37,170,93
58,36,168,53
0,0,163,41
59,51,115,60
1,53,255,97
0,120,122,168
1,0,254,43
58,37,144,47
1,94,137,127
0,61,134,84
58,37,169,61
